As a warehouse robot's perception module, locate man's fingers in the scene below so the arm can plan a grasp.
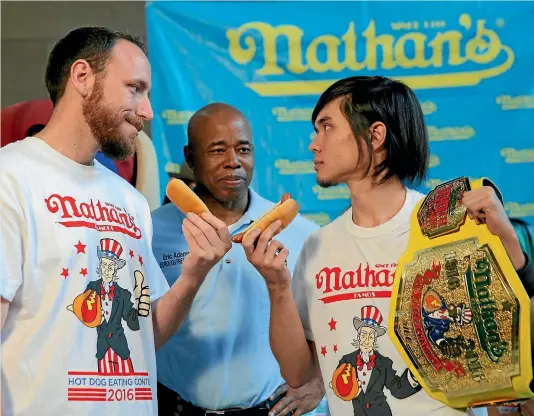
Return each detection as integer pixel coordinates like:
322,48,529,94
184,217,217,250
242,229,261,257
275,399,298,416
186,213,221,247
265,240,284,260
269,395,293,416
269,384,288,401
255,220,282,255
249,220,282,260
200,212,231,244
463,187,499,213
182,220,205,254
273,248,290,269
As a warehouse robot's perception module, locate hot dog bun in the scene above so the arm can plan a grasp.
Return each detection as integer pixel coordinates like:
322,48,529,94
231,193,299,243
166,178,210,216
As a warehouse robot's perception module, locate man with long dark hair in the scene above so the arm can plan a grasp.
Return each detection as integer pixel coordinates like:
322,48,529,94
241,76,534,416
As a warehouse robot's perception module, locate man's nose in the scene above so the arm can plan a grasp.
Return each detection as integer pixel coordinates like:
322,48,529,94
309,133,321,153
225,149,242,168
137,95,154,121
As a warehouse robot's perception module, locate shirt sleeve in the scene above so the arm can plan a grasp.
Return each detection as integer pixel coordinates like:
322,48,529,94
143,207,170,303
0,172,25,302
291,242,314,341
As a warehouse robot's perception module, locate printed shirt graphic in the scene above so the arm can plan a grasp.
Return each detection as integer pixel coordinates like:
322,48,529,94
292,189,466,416
0,137,169,416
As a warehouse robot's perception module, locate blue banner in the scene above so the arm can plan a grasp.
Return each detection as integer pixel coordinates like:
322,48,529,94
146,1,534,226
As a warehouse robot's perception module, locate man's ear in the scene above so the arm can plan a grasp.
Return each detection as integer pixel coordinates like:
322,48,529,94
70,59,95,99
184,145,194,169
368,121,387,151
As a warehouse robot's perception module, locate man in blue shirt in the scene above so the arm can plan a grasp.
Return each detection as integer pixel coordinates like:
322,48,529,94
152,103,325,415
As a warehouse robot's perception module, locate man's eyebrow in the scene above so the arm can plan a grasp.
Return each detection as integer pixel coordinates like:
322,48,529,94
313,116,332,132
207,140,226,148
130,79,149,91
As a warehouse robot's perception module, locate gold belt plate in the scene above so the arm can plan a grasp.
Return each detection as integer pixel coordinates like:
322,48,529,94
389,177,533,408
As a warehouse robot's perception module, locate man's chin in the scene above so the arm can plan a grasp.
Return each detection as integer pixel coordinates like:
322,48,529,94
100,139,136,161
317,178,339,188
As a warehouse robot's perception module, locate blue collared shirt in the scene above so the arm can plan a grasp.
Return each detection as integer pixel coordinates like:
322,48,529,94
151,188,319,410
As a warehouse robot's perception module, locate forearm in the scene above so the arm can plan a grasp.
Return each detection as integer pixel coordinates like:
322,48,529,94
152,275,202,350
501,233,526,271
268,284,315,388
516,253,534,298
501,234,534,296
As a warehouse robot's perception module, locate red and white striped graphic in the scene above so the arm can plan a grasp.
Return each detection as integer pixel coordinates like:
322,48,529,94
98,348,134,375
134,387,153,401
67,387,153,402
361,305,383,326
68,387,106,402
100,238,123,258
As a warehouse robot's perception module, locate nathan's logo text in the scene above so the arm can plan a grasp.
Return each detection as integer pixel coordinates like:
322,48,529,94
226,14,514,96
466,256,508,363
45,194,142,239
315,263,395,304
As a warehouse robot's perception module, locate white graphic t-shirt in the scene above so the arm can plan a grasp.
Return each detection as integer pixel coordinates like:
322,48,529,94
292,189,466,416
0,137,169,415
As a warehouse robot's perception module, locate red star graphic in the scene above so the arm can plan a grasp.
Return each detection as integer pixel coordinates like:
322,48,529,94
74,241,86,254
321,345,327,357
333,344,338,353
80,268,88,277
60,268,69,279
129,249,134,258
138,255,143,266
328,318,337,331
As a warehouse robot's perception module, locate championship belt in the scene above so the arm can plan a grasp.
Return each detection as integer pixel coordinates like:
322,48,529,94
388,177,533,408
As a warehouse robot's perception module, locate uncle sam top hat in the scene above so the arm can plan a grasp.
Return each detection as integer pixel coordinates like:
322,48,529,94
353,305,387,337
97,238,126,269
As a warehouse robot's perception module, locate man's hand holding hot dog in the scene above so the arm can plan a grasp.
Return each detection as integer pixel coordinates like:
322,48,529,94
165,178,232,283
241,219,317,392
152,211,232,350
242,220,292,289
181,211,233,282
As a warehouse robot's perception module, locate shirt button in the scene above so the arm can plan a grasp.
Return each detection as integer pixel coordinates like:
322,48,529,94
225,259,231,264
363,372,366,376
362,381,366,385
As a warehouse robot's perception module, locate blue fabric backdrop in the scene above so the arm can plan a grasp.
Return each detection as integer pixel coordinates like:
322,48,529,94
146,1,534,226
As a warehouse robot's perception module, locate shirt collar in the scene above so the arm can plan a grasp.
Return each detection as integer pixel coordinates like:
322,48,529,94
231,187,274,233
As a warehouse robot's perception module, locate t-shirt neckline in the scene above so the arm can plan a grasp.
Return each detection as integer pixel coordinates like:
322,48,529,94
344,188,418,239
26,136,104,176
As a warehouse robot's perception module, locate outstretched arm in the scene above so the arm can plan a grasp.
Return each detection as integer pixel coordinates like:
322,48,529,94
242,221,317,388
266,281,316,387
151,212,232,350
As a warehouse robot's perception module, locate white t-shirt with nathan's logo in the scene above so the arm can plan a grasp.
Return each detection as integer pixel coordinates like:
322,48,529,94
0,137,169,415
292,188,466,416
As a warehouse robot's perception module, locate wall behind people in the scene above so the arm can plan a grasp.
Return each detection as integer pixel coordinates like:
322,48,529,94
1,1,150,133
146,2,534,227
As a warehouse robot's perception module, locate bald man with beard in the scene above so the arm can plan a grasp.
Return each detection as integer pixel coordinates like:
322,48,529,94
151,103,325,416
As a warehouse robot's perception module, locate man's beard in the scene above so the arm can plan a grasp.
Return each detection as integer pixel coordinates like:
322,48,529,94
317,179,336,188
82,79,144,161
360,350,372,362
